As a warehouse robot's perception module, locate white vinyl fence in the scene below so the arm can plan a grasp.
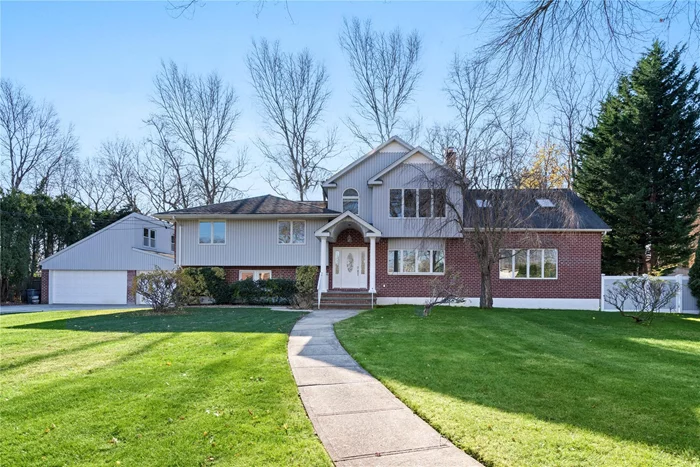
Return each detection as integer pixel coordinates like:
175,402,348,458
601,275,699,315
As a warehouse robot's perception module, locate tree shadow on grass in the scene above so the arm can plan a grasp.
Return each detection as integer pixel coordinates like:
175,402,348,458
7,308,304,334
336,308,700,463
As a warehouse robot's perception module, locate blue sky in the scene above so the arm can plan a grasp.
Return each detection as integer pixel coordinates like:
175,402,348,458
1,1,693,200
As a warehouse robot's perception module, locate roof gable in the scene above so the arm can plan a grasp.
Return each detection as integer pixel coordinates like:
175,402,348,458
323,136,414,187
368,147,443,186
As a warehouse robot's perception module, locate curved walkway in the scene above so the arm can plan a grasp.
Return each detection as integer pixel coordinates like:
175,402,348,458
288,309,481,466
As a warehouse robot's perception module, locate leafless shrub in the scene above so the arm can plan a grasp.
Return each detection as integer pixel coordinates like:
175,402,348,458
422,271,468,316
604,276,680,324
134,267,196,313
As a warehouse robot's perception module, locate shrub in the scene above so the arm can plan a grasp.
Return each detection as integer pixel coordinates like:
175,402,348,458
604,275,680,324
689,241,700,306
133,267,196,313
231,278,297,305
294,266,318,308
185,267,231,304
233,279,262,304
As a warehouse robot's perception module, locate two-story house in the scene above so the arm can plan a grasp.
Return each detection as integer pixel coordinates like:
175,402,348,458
40,213,176,305
156,137,610,309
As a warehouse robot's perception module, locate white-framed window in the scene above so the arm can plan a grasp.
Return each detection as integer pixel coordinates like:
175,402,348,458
239,270,272,281
342,188,359,215
143,228,156,248
499,249,557,279
199,221,226,245
278,220,305,245
389,189,446,218
388,249,445,274
171,234,175,252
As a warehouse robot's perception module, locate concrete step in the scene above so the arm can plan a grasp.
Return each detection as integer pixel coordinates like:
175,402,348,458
318,302,374,309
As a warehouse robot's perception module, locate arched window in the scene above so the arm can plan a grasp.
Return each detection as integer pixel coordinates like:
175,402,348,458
342,188,359,214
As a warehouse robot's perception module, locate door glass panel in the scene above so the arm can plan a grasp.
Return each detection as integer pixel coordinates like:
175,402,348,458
361,251,366,274
334,250,340,274
346,252,354,272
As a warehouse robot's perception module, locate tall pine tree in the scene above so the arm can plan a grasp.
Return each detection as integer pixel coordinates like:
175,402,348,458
576,42,700,275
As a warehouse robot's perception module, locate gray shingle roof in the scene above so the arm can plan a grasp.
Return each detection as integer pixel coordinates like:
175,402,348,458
463,189,610,230
157,195,339,216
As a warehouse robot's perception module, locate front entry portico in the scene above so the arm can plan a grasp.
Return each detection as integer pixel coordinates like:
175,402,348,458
315,211,382,294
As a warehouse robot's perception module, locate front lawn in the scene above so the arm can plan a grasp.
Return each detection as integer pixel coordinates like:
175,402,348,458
335,306,700,467
0,308,331,466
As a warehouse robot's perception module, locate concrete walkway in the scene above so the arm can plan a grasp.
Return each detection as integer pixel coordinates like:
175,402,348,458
288,309,482,466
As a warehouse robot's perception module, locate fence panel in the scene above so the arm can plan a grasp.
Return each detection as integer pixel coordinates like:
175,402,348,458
601,275,698,315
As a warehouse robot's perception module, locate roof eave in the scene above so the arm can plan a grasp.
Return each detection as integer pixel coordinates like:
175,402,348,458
156,213,339,220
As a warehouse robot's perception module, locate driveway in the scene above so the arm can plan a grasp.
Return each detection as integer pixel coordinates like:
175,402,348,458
0,304,148,315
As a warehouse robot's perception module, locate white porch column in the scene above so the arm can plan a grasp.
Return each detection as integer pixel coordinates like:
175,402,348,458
320,237,329,292
369,236,377,293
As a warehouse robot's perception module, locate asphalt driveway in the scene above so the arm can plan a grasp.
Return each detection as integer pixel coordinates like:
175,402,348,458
0,304,148,315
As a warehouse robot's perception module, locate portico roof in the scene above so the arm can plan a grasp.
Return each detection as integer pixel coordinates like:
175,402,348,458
315,211,382,241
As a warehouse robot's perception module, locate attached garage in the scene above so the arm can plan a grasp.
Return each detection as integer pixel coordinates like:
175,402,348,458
50,270,128,305
39,213,176,305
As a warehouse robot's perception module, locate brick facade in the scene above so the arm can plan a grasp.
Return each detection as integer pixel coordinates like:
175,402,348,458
374,232,602,299
126,270,136,304
40,270,49,304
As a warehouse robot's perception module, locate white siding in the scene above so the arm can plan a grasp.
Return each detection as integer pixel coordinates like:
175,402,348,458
178,218,329,267
41,214,175,271
326,151,407,221
372,162,461,237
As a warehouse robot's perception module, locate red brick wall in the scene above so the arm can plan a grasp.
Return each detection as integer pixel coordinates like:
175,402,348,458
40,270,49,304
126,270,136,304
375,232,602,299
328,229,369,290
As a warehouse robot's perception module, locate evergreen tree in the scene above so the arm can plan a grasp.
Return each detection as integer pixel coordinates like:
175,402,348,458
575,42,700,275
689,240,700,305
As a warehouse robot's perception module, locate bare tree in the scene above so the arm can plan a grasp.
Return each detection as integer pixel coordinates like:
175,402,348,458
422,56,576,308
422,271,467,316
246,39,338,201
0,79,78,193
605,276,680,324
99,137,142,211
148,60,249,205
479,0,700,95
74,157,122,212
339,17,423,148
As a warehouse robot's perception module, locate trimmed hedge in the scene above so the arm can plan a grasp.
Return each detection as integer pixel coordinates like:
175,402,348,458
231,278,297,305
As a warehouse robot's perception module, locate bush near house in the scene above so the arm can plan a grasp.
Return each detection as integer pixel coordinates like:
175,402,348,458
231,279,297,305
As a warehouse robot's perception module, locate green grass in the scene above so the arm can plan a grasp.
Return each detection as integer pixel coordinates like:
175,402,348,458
335,306,700,467
0,308,331,467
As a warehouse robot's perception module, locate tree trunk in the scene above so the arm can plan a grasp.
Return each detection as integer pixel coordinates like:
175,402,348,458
479,264,493,309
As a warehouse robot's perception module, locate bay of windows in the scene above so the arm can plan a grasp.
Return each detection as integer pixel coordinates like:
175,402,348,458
388,249,445,274
199,221,226,244
278,220,306,244
390,189,446,218
499,249,557,279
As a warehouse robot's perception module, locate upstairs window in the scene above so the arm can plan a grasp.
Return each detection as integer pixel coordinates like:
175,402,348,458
278,220,305,244
143,228,156,248
342,188,359,215
390,189,446,218
199,221,226,244
499,249,557,279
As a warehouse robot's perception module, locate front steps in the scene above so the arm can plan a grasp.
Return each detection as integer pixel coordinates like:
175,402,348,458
318,290,376,309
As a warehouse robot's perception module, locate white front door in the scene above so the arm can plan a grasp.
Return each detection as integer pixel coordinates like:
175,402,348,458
333,247,368,289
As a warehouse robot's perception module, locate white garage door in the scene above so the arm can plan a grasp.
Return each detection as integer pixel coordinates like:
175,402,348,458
51,270,128,305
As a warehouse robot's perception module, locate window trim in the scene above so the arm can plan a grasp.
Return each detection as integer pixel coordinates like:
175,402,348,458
499,248,558,280
389,188,447,219
198,221,227,245
388,248,445,275
143,228,156,249
342,187,360,215
239,270,272,281
277,220,306,245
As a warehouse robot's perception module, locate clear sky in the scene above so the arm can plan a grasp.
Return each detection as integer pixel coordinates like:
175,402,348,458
1,1,693,201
